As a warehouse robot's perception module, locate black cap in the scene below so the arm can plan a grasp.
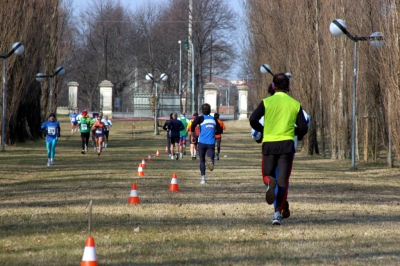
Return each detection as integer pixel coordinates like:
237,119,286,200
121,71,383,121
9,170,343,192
49,113,56,118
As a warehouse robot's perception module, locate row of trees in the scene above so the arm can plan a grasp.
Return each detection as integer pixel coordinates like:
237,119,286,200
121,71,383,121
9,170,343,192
1,0,237,144
244,0,400,164
64,0,236,112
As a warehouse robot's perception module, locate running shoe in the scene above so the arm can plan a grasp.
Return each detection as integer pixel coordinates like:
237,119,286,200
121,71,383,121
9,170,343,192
264,176,276,205
50,159,54,165
47,160,50,167
200,180,206,185
282,201,290,219
175,153,179,160
98,151,101,156
81,150,85,154
192,156,195,160
272,212,283,226
206,156,214,171
216,153,220,160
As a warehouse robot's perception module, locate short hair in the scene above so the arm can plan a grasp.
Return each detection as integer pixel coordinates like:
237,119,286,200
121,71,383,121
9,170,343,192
272,73,290,91
214,113,220,119
172,112,178,118
169,113,173,119
201,103,211,115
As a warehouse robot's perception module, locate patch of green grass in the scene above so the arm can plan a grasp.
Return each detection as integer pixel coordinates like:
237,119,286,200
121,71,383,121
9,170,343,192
0,119,399,265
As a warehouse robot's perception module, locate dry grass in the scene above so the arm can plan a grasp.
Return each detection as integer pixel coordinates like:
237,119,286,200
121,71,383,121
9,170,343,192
0,118,399,266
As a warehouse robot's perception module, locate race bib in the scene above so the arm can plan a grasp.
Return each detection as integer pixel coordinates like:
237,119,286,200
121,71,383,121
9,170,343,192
47,127,56,136
95,128,102,134
81,124,87,130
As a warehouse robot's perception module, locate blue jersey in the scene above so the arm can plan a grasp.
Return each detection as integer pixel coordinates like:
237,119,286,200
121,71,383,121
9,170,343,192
198,114,217,145
70,113,78,123
41,120,60,142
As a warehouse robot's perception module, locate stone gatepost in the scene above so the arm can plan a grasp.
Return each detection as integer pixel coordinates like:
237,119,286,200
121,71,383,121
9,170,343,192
99,80,113,117
203,82,218,115
237,85,249,120
68,81,79,111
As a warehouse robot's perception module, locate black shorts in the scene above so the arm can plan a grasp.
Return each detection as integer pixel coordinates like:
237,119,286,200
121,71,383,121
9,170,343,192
170,137,180,144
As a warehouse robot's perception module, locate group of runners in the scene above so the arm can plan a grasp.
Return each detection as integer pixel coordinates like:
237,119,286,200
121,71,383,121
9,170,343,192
162,106,226,184
41,106,227,186
40,110,113,166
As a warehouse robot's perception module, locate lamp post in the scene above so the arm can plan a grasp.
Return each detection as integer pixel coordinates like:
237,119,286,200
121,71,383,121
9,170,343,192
36,66,66,114
146,73,168,135
1,42,25,152
178,40,182,113
330,19,384,170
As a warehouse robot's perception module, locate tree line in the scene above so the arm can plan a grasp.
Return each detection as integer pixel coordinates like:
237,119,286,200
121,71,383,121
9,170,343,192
244,0,400,165
0,0,236,145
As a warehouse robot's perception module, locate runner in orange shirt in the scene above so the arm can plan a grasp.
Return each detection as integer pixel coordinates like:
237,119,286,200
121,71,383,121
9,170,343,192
214,113,226,160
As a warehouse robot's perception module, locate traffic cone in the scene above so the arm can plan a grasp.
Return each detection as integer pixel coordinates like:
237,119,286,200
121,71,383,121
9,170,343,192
169,173,179,192
165,146,168,152
81,236,98,266
128,183,140,204
148,153,152,161
141,158,146,168
137,163,145,176
156,150,160,157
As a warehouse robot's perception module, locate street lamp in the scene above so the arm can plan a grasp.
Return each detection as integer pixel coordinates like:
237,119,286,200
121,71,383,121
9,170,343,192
146,73,168,135
36,66,66,114
178,40,182,113
1,42,25,152
330,19,384,170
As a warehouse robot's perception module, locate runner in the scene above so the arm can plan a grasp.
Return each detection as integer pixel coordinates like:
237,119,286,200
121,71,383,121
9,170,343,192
213,113,226,160
162,113,173,159
103,115,112,148
178,113,189,159
91,112,106,156
191,103,222,184
78,110,94,154
70,109,78,133
187,113,199,160
167,112,185,160
40,113,61,166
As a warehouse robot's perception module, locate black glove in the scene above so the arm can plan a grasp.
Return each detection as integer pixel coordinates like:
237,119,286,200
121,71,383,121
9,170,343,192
255,134,263,143
57,133,61,138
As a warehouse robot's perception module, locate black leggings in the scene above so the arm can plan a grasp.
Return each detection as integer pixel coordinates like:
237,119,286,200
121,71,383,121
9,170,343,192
262,153,294,210
81,132,90,150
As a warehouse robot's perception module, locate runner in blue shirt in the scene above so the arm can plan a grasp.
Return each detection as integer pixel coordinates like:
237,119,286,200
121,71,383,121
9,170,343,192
40,113,61,166
191,103,222,184
70,109,78,133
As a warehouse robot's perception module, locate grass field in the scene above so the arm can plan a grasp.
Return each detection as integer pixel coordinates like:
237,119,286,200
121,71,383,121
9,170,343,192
1,118,399,265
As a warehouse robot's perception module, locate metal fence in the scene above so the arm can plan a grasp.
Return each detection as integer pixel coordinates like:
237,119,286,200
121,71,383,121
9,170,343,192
132,93,180,118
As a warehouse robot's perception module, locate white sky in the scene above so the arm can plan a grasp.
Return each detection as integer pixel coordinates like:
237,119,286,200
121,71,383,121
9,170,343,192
73,0,243,14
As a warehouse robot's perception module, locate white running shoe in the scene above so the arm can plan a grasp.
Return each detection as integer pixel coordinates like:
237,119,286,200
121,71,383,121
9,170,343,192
272,212,283,226
105,143,108,148
47,159,50,167
200,176,206,184
50,159,54,165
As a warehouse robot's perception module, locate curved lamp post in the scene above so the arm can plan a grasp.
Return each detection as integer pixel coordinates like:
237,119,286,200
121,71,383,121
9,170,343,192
1,42,25,151
330,19,384,170
146,73,168,135
36,66,65,114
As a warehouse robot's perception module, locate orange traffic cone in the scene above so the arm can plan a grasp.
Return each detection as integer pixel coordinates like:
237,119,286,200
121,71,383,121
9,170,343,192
148,153,152,161
141,158,146,168
81,236,98,266
169,173,179,192
128,183,140,204
137,163,145,176
165,146,169,152
156,150,160,157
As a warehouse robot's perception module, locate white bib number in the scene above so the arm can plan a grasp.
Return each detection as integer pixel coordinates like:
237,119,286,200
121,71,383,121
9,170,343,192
47,127,56,136
81,124,88,130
